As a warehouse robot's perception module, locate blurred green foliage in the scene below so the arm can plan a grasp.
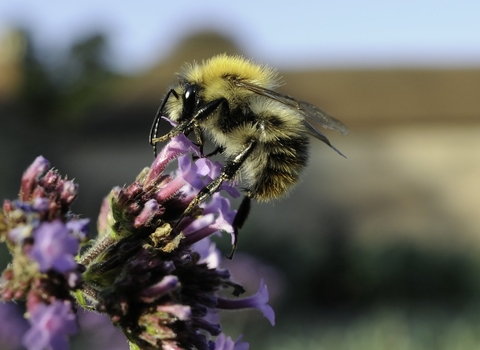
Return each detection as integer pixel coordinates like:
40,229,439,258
16,29,115,123
259,306,480,350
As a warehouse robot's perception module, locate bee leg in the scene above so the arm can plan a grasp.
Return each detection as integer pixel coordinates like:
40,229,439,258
205,146,224,157
179,139,257,243
226,195,252,259
193,127,206,156
151,98,229,152
192,128,223,158
192,146,225,161
182,139,256,215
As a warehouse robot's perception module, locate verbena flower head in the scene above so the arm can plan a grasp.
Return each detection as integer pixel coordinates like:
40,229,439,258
0,135,275,350
0,156,85,350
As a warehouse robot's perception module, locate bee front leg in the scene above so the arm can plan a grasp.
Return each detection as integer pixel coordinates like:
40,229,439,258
193,127,206,156
152,98,229,155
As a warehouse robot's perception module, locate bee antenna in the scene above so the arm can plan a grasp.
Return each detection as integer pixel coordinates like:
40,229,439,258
149,114,161,158
149,89,178,158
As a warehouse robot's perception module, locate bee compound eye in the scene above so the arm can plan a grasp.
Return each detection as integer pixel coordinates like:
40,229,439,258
183,83,197,114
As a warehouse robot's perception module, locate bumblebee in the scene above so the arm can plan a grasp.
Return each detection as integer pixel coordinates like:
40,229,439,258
150,54,347,257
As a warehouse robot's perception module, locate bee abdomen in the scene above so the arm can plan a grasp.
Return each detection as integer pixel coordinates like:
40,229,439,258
247,136,309,201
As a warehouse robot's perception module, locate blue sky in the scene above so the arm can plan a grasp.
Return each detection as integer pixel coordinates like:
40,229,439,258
1,0,479,72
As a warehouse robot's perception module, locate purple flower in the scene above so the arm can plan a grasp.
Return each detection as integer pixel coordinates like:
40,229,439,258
32,198,50,212
155,304,191,321
214,334,249,350
202,193,237,235
66,218,90,241
177,155,210,191
133,199,162,228
1,157,85,349
29,220,79,273
193,238,221,269
145,134,200,185
23,301,78,350
216,279,275,326
182,193,237,245
59,180,77,205
20,156,50,202
140,275,180,303
177,154,240,199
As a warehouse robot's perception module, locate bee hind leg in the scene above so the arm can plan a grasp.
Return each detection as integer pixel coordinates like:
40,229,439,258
226,195,252,259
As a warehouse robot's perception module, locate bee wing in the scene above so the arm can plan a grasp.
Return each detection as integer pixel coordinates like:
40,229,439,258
235,80,348,134
297,100,349,135
234,81,348,157
299,101,348,157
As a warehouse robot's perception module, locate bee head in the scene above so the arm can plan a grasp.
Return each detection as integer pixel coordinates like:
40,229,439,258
181,83,198,119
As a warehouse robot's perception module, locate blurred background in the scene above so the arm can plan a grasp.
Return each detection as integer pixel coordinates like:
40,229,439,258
1,1,480,349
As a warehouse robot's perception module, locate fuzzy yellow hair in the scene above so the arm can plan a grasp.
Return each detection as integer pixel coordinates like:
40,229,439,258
180,54,280,102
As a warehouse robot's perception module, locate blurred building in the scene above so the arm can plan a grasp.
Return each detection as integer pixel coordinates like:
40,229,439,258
0,28,24,102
